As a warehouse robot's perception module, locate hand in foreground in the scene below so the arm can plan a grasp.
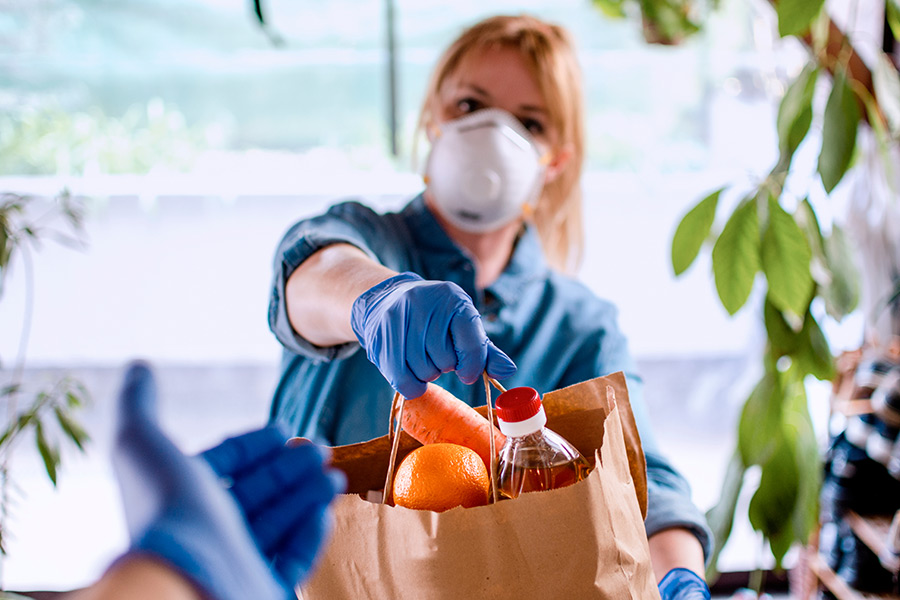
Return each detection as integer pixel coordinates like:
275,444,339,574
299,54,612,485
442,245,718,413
658,568,712,600
112,361,344,600
201,428,345,588
350,271,516,399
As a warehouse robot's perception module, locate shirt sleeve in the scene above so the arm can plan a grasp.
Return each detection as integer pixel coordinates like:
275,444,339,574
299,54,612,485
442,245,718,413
644,450,714,563
267,201,383,361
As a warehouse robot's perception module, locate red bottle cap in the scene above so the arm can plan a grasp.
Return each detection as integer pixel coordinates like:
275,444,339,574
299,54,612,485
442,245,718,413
495,387,542,423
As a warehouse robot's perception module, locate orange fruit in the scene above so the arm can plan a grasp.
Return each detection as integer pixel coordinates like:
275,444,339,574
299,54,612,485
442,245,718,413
392,443,490,512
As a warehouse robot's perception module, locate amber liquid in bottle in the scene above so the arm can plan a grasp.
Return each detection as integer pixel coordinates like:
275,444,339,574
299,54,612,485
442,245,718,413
496,428,592,499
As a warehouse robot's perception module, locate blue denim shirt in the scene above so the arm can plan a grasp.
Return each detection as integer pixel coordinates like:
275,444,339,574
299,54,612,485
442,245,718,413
268,194,712,558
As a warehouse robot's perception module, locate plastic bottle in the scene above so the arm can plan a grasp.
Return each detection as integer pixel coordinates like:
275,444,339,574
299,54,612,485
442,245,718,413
494,386,591,499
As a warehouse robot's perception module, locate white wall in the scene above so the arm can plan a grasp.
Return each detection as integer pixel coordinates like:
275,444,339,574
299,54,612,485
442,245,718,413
0,169,760,368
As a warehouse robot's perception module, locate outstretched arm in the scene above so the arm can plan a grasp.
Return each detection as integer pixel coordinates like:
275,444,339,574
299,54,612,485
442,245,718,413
286,243,395,347
283,243,516,399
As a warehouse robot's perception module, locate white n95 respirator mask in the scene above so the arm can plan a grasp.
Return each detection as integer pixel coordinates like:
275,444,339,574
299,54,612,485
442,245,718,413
424,108,547,233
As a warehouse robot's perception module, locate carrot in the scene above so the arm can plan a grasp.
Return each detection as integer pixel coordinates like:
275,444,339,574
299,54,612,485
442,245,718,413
400,383,506,470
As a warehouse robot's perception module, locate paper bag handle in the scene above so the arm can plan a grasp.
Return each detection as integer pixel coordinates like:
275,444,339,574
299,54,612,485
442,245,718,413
382,374,507,506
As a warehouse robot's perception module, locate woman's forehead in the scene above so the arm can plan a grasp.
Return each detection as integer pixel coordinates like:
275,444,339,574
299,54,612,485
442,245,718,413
443,46,545,106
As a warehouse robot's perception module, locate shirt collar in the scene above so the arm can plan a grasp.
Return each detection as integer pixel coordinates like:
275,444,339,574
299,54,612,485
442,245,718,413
401,193,549,306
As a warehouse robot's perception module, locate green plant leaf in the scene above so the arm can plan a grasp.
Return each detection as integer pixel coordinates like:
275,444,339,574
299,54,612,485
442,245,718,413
16,412,34,430
738,371,782,466
671,188,722,276
765,297,801,356
0,383,20,397
0,221,9,269
638,0,701,45
66,390,83,409
592,0,627,18
748,428,800,567
821,223,860,320
784,377,821,542
704,451,746,581
795,198,824,260
776,0,825,37
873,51,900,138
761,197,814,317
0,422,17,449
712,199,760,315
817,68,860,193
34,420,59,486
776,63,818,161
888,0,900,42
54,407,90,452
795,311,836,380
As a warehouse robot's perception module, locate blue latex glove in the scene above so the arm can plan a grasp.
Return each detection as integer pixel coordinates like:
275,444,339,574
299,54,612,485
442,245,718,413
202,430,345,588
112,361,343,600
658,568,712,600
350,271,517,399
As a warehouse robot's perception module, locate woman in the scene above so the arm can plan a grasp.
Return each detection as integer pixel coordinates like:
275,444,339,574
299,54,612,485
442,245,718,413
268,14,712,599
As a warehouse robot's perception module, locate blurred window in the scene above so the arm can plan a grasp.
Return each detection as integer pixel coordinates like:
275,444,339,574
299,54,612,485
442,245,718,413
1,0,782,180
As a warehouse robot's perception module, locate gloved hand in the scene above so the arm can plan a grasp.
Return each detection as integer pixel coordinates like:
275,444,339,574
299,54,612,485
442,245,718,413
658,568,712,600
112,361,344,600
351,271,517,399
201,429,345,589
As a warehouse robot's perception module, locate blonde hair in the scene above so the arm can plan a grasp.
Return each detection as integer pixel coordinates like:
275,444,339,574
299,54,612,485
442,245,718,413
417,14,586,273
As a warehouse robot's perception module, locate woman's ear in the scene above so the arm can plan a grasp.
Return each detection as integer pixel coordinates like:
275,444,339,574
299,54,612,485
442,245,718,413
543,142,574,184
424,119,441,143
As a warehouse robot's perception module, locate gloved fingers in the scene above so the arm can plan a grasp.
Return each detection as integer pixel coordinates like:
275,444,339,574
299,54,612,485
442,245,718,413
393,374,428,401
485,341,517,380
114,360,188,489
417,291,461,375
113,361,213,537
448,306,490,385
270,503,335,587
116,360,159,434
373,325,428,400
230,443,333,519
375,334,425,398
201,426,288,480
250,467,345,556
270,503,334,588
403,325,446,390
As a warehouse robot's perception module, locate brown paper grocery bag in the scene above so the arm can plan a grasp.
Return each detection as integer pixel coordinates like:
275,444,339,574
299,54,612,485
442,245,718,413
299,371,658,600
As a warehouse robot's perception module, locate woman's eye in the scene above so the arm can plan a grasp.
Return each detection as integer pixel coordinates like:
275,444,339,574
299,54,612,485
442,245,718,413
520,118,544,136
457,97,483,113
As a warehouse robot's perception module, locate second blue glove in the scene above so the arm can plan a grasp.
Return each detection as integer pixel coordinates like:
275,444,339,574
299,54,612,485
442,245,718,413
658,568,711,600
350,272,516,399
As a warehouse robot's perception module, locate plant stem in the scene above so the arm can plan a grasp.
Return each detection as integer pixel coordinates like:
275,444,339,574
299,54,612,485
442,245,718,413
749,566,765,595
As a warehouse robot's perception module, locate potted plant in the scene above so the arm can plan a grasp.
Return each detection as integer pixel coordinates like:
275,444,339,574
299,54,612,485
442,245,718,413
594,0,900,590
